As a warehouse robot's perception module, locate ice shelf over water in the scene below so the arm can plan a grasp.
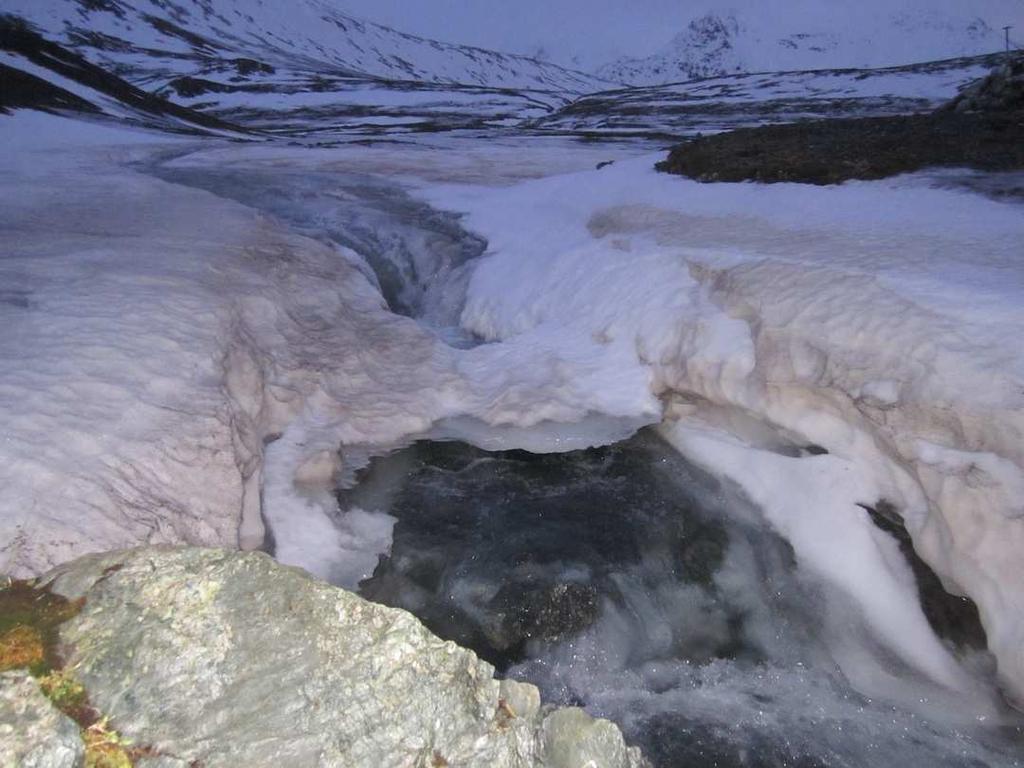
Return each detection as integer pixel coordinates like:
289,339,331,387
421,154,1024,710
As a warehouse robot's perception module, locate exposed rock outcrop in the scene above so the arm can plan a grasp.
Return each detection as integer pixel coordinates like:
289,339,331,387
655,109,1024,184
656,57,1024,185
37,547,648,768
945,56,1024,113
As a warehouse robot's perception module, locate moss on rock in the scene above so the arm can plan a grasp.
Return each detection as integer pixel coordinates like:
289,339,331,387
0,578,82,675
0,577,144,767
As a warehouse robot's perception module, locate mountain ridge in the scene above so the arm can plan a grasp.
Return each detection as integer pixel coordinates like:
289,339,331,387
4,0,614,93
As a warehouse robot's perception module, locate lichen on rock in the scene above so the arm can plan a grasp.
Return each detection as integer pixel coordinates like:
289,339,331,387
39,546,648,768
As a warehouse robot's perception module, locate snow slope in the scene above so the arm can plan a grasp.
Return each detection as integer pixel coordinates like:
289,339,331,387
536,54,1001,137
0,117,471,578
600,3,1023,85
0,0,608,140
2,0,608,92
160,77,569,139
0,18,248,138
0,116,645,579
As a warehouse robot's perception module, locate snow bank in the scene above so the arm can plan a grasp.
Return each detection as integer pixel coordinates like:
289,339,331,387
0,118,654,585
423,157,1024,707
0,118,459,576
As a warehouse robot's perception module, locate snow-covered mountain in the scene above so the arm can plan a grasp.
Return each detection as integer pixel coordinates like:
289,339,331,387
2,0,1018,142
600,5,1022,85
537,54,1001,139
0,0,619,140
0,16,249,137
2,0,609,93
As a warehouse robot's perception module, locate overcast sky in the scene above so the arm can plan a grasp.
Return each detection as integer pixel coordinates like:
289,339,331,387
336,0,709,69
335,1,1024,70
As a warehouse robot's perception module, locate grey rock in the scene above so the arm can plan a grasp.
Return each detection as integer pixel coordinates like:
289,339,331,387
543,708,637,768
0,670,84,768
42,547,648,768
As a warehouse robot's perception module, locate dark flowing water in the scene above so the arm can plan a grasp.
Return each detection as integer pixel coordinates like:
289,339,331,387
338,430,1023,768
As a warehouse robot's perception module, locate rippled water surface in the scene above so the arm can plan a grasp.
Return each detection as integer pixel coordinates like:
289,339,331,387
341,431,1023,768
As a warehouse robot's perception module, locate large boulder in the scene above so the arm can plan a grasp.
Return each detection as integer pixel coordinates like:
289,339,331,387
39,547,648,768
0,670,83,768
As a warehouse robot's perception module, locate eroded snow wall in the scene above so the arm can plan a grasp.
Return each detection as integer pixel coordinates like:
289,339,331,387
0,138,462,577
425,157,1024,708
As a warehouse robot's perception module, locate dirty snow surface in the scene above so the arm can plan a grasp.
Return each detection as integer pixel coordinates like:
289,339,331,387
2,105,1024,767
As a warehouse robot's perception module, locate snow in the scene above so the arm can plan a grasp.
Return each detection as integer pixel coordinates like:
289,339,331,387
159,135,647,184
419,156,1024,707
598,2,1023,85
182,86,540,112
660,422,995,714
3,105,1024,726
0,115,454,576
262,425,397,587
0,109,181,154
535,55,1001,144
0,115,647,580
285,0,1023,77
0,140,247,572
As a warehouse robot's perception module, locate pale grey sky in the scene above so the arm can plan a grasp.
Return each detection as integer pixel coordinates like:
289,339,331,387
336,0,705,69
335,1,1024,70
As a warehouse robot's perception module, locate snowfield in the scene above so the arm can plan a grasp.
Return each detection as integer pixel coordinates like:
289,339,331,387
535,54,1001,136
2,105,1024,759
0,113,649,578
0,113,448,573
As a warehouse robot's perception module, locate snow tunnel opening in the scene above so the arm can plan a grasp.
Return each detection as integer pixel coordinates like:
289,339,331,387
348,429,779,673
857,499,989,654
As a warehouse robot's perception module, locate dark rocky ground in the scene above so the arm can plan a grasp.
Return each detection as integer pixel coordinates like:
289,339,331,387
657,57,1024,185
656,109,1024,184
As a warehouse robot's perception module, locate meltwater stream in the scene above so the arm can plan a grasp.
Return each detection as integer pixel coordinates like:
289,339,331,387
337,430,1023,768
146,156,1023,766
147,163,487,338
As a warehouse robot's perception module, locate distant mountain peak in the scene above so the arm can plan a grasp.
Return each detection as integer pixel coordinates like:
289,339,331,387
5,0,613,93
597,6,1019,86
